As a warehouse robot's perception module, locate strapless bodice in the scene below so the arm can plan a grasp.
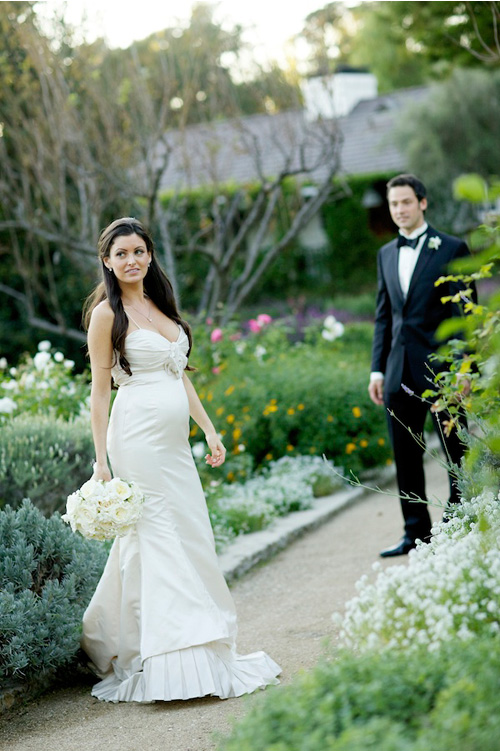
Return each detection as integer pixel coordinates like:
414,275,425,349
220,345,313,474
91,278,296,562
111,327,189,386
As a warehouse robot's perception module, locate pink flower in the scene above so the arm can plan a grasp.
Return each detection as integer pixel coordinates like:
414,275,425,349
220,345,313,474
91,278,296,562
257,313,272,325
210,328,223,343
248,319,261,333
206,317,213,325
212,366,221,375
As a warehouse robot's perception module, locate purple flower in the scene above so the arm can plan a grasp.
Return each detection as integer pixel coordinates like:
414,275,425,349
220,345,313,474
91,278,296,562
401,383,414,396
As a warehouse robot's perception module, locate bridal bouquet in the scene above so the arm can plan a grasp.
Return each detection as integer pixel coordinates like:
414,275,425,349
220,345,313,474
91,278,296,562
62,477,145,540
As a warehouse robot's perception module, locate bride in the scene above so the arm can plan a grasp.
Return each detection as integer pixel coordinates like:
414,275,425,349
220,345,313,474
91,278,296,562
81,217,281,702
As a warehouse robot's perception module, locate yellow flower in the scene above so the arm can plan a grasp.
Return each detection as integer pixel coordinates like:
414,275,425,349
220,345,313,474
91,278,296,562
352,406,362,418
264,452,273,461
267,404,278,413
216,406,224,416
189,425,198,437
345,442,357,455
233,427,242,440
242,406,250,413
225,385,235,396
286,444,294,452
226,414,235,424
309,446,317,454
220,429,226,436
287,407,295,415
297,403,305,411
270,398,277,405
360,439,368,448
386,458,393,465
226,471,235,481
327,415,334,422
378,438,385,446
206,391,213,402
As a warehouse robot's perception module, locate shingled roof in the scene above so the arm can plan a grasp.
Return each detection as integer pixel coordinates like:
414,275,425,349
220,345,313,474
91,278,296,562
158,85,429,191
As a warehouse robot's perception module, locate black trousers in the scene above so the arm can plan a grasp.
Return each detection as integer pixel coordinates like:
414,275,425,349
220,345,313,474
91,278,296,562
384,359,467,542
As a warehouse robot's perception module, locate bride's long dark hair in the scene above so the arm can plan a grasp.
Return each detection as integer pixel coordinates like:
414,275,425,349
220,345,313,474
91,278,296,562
83,217,193,375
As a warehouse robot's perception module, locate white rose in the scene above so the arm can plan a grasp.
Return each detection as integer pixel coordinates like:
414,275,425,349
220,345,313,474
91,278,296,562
37,340,51,352
1,380,18,392
33,351,52,371
54,352,64,362
79,479,99,500
107,477,133,500
64,359,75,370
0,358,7,369
0,397,17,414
66,492,81,516
108,504,134,524
73,506,96,535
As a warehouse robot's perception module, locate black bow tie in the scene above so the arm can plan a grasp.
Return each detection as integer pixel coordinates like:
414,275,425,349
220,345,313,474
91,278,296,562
397,232,427,249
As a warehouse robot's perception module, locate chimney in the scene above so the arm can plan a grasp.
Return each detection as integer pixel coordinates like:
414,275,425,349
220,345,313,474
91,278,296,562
301,66,378,120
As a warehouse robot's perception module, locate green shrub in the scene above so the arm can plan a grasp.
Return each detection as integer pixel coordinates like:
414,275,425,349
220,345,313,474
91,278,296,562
0,415,95,515
194,322,391,473
0,500,108,684
218,638,500,751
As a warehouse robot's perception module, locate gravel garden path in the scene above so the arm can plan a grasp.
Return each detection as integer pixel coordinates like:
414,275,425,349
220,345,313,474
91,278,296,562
0,460,447,751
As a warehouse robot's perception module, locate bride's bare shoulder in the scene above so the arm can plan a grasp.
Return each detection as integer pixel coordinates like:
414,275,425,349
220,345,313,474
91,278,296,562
89,300,114,332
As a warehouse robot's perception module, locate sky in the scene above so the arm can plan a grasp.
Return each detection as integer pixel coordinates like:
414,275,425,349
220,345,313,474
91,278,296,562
35,0,337,66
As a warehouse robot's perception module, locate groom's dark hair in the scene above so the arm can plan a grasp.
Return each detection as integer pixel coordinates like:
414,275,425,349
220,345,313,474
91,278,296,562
386,174,427,202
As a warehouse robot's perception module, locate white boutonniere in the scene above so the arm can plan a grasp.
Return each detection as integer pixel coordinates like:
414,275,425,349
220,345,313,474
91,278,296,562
428,236,442,250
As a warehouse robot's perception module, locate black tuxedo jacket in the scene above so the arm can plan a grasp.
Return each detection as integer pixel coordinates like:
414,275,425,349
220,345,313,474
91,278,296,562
371,225,473,396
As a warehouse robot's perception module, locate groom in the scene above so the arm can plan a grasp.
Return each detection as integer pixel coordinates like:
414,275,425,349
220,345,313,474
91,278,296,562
369,174,474,557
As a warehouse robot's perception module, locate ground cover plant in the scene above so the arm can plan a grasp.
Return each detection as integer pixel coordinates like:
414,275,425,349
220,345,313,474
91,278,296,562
217,637,500,751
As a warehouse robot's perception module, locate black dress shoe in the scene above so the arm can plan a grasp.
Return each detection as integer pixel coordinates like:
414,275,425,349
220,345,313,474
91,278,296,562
379,537,417,558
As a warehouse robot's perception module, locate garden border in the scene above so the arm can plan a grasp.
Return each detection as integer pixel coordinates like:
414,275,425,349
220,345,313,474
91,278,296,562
219,464,397,583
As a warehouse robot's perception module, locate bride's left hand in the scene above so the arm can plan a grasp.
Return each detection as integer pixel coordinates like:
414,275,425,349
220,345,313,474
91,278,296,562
205,433,226,468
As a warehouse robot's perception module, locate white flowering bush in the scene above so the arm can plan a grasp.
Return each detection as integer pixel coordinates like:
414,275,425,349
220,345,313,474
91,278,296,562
0,340,89,421
339,489,500,652
62,477,145,541
207,455,344,544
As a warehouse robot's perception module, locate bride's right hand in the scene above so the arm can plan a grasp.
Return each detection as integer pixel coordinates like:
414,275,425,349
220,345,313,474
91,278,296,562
92,461,112,482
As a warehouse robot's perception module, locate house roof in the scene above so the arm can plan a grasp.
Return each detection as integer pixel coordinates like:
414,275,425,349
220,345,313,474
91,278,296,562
158,86,429,191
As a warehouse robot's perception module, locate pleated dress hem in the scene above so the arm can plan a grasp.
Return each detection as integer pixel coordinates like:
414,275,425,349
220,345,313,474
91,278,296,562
90,642,281,703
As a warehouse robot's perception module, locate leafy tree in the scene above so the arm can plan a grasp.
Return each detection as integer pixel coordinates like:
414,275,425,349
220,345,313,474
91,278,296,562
297,1,500,92
393,68,500,229
0,1,339,354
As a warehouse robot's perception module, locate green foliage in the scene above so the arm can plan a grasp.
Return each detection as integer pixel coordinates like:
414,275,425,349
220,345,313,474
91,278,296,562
395,68,500,229
298,1,498,93
0,500,107,683
428,176,500,498
191,320,391,474
218,638,500,751
0,415,94,515
321,173,394,294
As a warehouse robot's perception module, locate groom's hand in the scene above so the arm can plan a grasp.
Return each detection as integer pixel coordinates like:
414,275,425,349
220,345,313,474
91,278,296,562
368,379,384,406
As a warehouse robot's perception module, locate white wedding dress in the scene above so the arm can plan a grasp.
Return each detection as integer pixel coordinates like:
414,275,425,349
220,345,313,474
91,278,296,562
81,320,281,702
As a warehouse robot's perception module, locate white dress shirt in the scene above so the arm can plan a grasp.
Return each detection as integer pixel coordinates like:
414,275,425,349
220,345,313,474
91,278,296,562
398,222,428,298
370,222,428,383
